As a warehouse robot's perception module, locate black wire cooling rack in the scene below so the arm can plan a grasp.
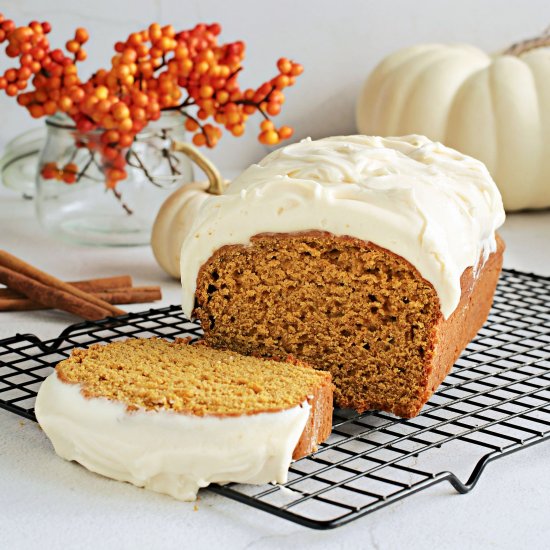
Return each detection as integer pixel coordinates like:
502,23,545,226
0,268,549,529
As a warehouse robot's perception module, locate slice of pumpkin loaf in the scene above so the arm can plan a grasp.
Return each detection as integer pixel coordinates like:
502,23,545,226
35,338,333,501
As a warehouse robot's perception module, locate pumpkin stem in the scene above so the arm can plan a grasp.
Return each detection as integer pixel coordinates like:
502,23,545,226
504,25,550,56
171,140,224,195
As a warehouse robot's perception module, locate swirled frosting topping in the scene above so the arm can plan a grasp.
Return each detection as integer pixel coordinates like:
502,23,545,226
180,135,505,318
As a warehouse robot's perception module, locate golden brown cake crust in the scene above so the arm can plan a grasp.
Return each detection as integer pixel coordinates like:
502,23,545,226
292,373,333,459
193,231,504,419
420,234,505,415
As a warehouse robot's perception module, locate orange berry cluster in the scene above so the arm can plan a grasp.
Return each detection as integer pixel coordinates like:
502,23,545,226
0,17,52,99
0,14,303,189
41,161,78,184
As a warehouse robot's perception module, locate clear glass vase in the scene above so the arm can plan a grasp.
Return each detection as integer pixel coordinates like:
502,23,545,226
35,111,197,246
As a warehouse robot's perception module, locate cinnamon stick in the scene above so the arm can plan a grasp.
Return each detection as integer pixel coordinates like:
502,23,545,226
0,286,162,311
68,275,133,292
0,266,112,320
0,275,133,299
0,250,125,317
95,287,162,304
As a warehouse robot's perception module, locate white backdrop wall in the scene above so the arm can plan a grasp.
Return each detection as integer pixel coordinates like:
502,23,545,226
0,0,547,173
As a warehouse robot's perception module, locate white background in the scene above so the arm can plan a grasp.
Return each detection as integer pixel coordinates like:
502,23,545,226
1,2,550,549
0,0,549,171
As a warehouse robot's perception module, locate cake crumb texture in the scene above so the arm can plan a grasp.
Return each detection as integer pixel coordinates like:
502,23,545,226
56,338,332,418
194,231,504,418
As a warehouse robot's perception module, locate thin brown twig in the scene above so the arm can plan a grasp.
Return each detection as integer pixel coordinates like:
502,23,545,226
67,144,80,164
255,105,270,121
128,149,166,187
152,56,168,73
163,147,181,176
227,66,243,80
90,154,106,175
109,186,133,215
234,84,276,121
159,129,181,176
162,95,195,111
76,150,95,182
87,154,132,213
180,110,212,147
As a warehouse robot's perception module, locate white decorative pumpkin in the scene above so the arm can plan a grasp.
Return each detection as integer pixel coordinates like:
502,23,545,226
356,33,550,211
151,142,225,278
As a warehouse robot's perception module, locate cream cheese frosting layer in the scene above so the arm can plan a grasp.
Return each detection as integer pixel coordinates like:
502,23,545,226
35,372,311,501
180,135,505,319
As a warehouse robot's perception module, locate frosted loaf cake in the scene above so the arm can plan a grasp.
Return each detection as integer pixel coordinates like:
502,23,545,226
179,135,505,417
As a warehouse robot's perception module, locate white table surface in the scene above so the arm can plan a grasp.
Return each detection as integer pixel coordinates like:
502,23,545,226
1,184,550,550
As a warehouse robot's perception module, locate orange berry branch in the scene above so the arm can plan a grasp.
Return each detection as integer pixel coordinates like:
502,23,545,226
0,16,303,190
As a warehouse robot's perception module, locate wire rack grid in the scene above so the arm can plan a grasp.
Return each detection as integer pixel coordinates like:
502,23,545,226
0,268,549,529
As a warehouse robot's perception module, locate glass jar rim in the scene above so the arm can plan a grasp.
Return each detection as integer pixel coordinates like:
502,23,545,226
45,112,78,131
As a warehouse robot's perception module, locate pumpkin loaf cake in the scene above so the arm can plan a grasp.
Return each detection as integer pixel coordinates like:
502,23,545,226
35,338,333,501
179,135,506,418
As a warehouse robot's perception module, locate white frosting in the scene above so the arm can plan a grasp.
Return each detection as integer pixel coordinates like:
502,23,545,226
35,372,311,501
180,135,505,319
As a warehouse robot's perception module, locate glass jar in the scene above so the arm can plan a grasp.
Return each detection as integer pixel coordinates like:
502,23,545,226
0,127,45,199
35,111,196,246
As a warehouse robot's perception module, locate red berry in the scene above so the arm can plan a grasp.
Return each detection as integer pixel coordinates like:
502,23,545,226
6,84,18,96
277,58,292,74
66,40,80,53
208,23,221,35
278,126,293,140
75,28,88,43
50,49,65,63
118,133,133,148
76,118,94,132
62,171,77,184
